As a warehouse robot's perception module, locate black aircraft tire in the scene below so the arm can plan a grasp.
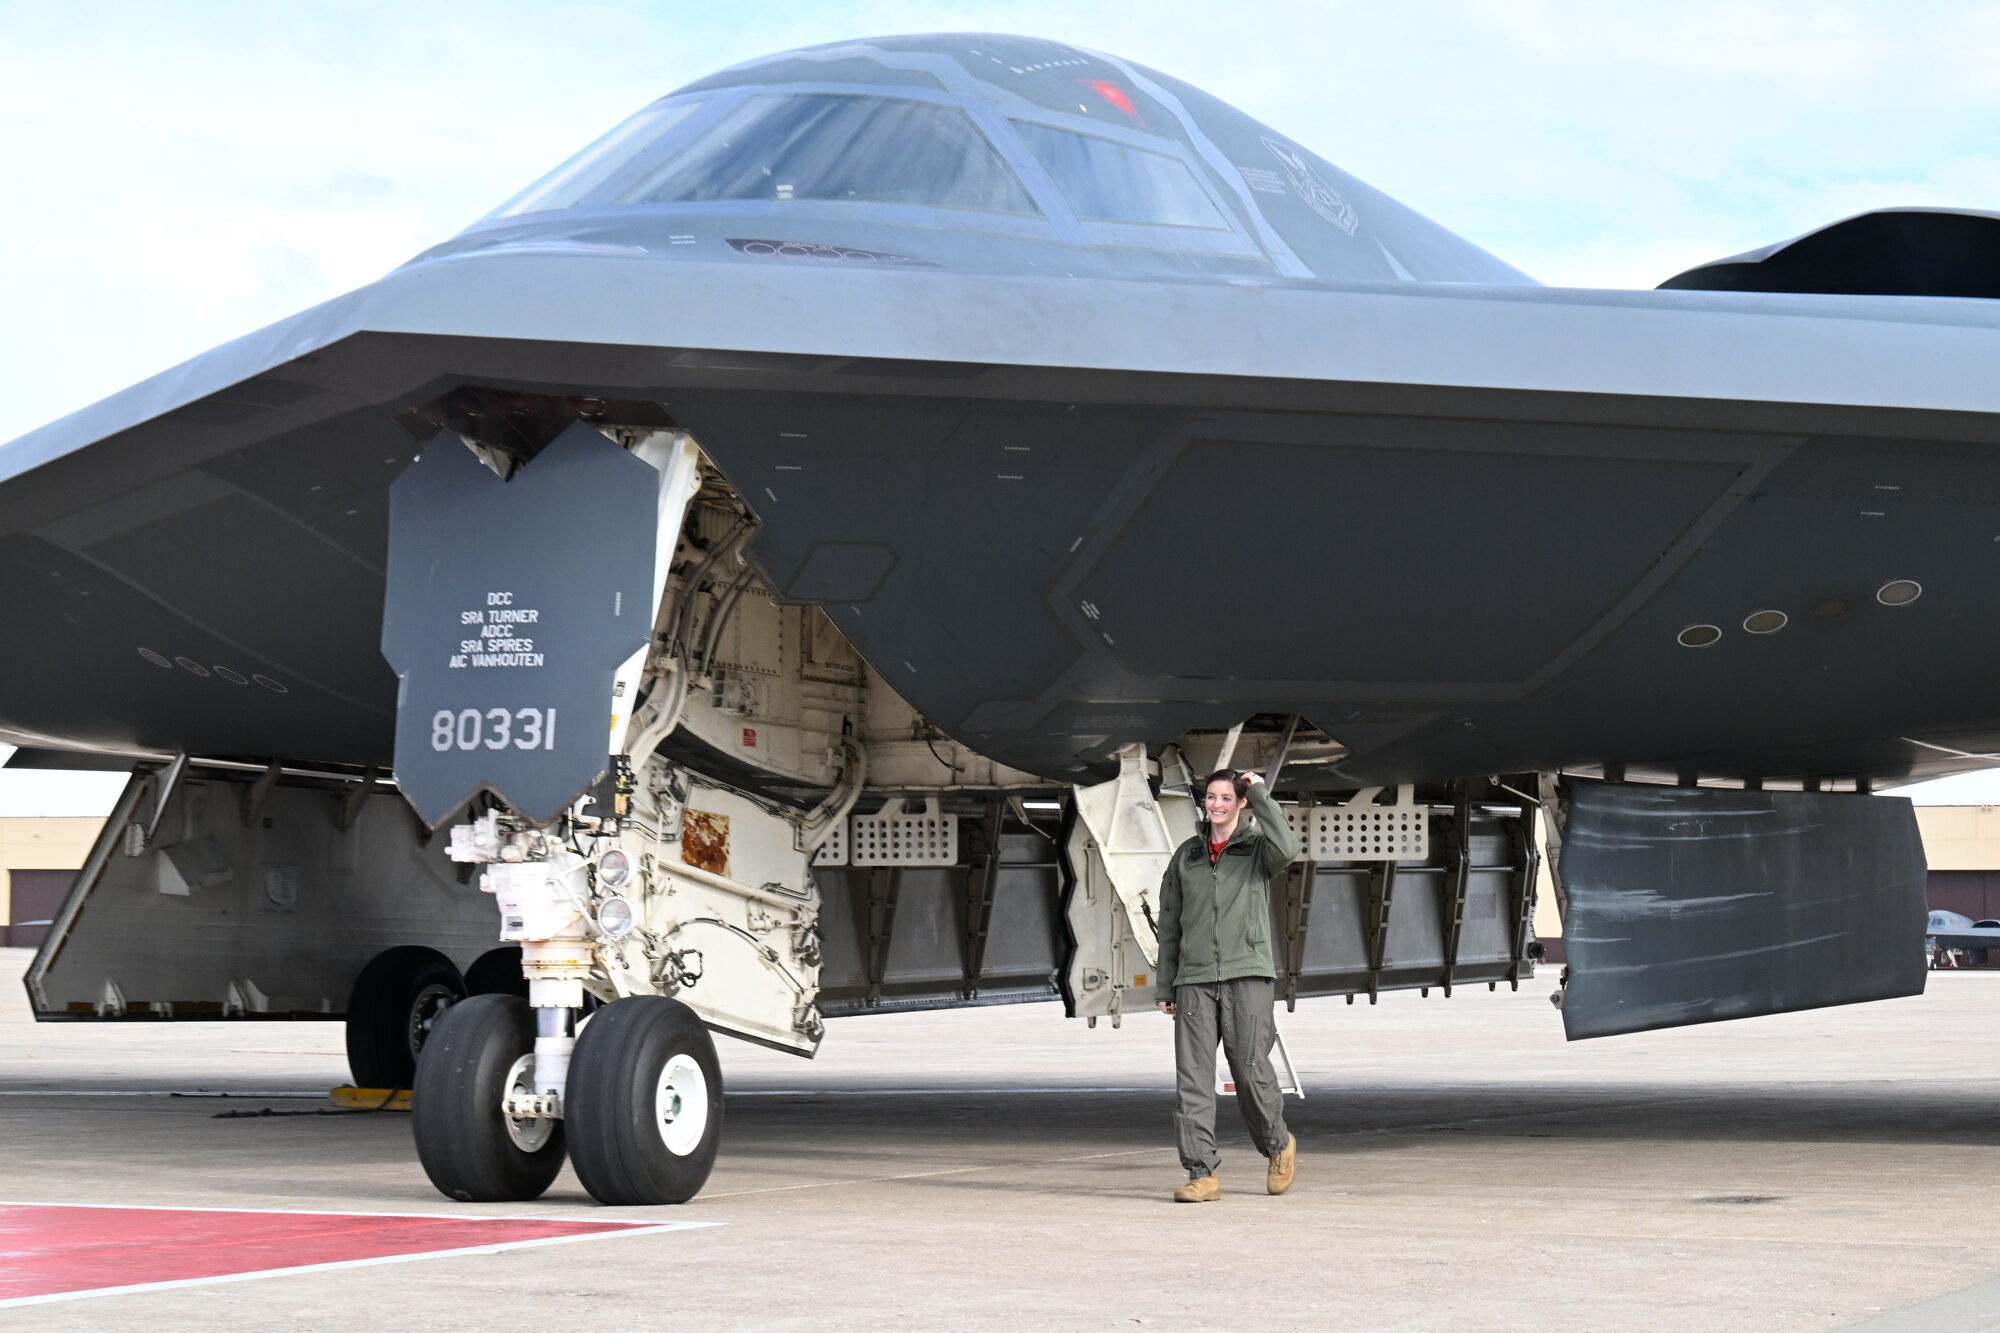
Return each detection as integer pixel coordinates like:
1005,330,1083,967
566,996,723,1205
412,994,567,1203
344,946,467,1089
464,946,530,999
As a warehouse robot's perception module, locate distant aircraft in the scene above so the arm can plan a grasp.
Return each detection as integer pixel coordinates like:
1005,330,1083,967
3,34,1979,1206
1925,910,2000,967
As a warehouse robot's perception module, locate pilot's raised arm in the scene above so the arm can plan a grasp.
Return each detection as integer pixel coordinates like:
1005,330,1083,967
1246,775,1301,874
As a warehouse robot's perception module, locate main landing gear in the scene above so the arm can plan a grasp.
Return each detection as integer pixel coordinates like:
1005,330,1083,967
410,993,723,1205
343,944,531,1088
343,946,465,1090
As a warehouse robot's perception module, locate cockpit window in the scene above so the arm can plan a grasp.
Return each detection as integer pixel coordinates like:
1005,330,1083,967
485,100,705,221
1013,123,1226,230
618,94,1040,216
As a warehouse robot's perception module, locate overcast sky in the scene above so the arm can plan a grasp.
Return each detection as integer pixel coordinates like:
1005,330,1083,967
3,2,1999,812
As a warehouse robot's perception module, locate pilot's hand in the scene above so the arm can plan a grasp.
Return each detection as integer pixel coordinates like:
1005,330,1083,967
1241,771,1265,787
1157,1000,1176,1017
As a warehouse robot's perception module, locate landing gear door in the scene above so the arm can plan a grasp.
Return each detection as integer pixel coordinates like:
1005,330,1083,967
381,424,659,827
1062,746,1199,1023
1555,781,1928,1040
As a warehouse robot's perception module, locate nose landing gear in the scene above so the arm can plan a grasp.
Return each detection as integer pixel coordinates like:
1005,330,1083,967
410,991,723,1206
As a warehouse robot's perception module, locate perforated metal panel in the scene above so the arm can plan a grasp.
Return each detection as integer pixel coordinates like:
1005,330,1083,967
812,819,849,867
849,798,960,867
1283,788,1429,861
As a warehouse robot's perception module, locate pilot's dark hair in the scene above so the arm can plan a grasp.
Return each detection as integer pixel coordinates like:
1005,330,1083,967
1204,769,1251,799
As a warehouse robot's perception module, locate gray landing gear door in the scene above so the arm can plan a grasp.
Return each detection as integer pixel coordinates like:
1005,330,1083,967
1555,781,1928,1039
382,424,659,826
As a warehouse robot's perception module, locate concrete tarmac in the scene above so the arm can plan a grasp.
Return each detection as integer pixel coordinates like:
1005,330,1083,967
4,946,2000,1330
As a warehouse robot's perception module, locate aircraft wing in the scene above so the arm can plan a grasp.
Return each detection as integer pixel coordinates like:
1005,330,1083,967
1928,929,2000,951
5,244,2000,782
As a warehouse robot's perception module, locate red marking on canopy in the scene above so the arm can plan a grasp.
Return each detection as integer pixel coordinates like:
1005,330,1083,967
0,1203,656,1306
1081,78,1144,124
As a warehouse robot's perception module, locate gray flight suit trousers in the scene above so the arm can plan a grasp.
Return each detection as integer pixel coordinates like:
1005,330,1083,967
1173,976,1290,1177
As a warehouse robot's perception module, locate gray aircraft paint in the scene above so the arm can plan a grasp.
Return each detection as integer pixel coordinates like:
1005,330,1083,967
1661,207,2000,298
1555,782,1929,1039
0,33,1997,791
382,424,657,826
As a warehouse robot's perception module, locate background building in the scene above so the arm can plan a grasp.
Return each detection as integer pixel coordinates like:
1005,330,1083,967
1912,805,2000,922
0,818,102,948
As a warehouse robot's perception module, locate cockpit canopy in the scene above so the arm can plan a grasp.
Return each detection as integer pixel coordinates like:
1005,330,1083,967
455,34,1533,287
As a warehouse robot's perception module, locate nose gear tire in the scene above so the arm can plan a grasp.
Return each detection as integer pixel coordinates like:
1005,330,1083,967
565,996,724,1205
412,993,568,1202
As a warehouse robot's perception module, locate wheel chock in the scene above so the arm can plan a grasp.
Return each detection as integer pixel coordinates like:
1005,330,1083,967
331,1085,412,1111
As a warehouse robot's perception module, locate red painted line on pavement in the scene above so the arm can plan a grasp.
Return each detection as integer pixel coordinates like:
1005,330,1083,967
0,1202,709,1307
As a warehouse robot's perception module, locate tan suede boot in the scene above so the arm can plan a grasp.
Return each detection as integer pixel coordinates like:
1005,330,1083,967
1267,1135,1296,1195
1173,1174,1220,1203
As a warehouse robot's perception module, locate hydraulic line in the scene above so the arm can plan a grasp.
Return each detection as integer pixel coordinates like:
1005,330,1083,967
797,741,867,854
667,512,751,661
696,562,760,675
623,506,753,769
626,663,691,776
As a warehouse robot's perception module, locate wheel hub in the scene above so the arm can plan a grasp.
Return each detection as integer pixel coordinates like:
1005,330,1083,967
655,1053,709,1156
406,983,458,1061
502,1054,557,1152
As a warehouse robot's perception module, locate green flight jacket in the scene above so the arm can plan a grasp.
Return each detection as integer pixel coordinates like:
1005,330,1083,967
1155,783,1303,1001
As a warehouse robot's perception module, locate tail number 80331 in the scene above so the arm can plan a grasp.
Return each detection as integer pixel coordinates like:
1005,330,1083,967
430,707,557,752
